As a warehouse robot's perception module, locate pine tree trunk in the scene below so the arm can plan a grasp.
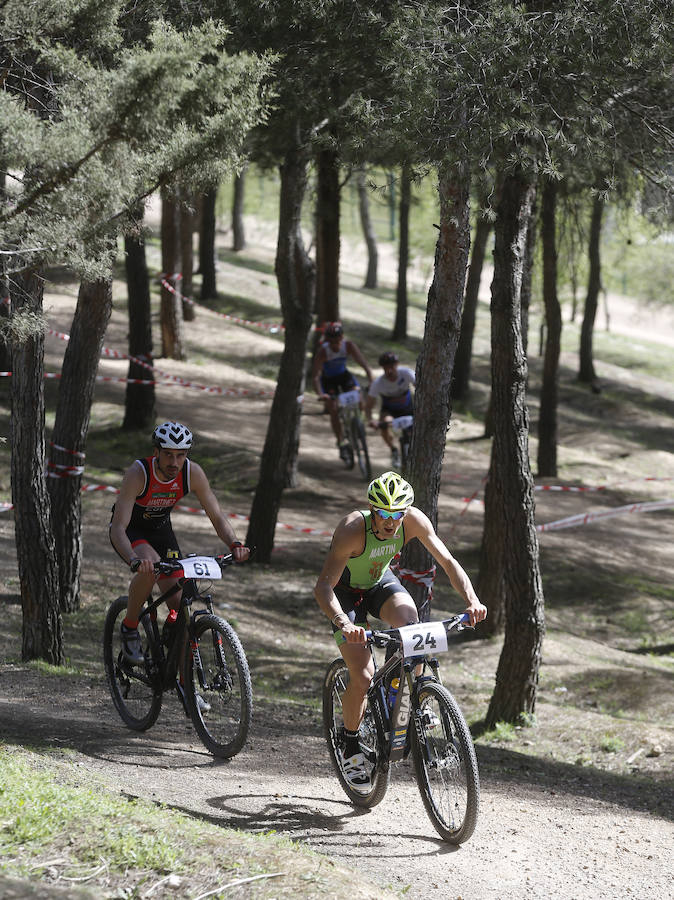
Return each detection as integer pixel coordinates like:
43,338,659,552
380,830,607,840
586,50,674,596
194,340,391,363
160,188,185,360
10,268,63,663
537,178,562,477
579,193,603,389
180,189,196,321
48,276,113,612
315,145,340,325
357,166,378,289
246,135,315,561
123,210,155,430
400,158,471,621
232,167,247,252
392,164,411,342
199,187,218,300
451,213,492,401
476,171,544,725
520,185,538,358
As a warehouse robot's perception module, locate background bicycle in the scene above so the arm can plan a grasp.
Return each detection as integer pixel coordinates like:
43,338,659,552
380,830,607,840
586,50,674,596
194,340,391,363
391,414,414,470
322,613,480,844
103,553,252,758
337,387,372,480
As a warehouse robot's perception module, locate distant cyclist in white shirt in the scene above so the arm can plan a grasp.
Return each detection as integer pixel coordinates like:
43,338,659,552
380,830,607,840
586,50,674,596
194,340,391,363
366,351,415,468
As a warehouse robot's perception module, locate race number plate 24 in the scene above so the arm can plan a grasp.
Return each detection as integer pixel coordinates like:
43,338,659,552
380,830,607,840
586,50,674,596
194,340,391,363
177,557,222,579
398,621,448,655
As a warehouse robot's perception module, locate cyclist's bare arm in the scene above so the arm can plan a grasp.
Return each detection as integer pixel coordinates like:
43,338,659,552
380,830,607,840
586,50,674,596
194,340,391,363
109,462,155,574
346,340,373,383
188,463,250,562
311,346,329,398
402,507,487,626
314,512,367,642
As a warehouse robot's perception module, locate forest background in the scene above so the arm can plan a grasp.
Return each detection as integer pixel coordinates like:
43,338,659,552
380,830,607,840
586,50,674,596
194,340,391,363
1,0,673,896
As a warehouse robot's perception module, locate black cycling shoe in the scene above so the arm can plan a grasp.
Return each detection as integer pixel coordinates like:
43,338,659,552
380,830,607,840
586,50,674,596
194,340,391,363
120,623,144,665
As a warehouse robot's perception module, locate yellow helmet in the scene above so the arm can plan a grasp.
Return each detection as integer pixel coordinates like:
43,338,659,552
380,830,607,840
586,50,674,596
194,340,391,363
367,471,414,511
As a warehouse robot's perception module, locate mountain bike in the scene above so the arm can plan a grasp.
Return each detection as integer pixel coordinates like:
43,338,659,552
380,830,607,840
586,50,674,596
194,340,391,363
103,553,252,758
322,613,480,844
337,387,371,481
391,414,413,470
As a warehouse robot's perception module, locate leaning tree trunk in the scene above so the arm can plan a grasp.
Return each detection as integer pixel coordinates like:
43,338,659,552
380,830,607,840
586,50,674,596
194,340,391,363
199,186,218,300
10,267,63,663
246,134,315,561
180,188,196,321
232,166,247,252
392,164,411,342
451,213,492,401
315,144,340,326
400,158,471,622
476,170,544,726
357,166,378,289
537,178,562,477
578,192,603,389
123,208,155,430
48,276,113,612
160,188,185,360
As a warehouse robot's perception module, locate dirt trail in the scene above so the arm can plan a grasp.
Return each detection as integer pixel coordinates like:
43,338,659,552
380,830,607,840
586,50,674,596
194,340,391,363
1,225,674,899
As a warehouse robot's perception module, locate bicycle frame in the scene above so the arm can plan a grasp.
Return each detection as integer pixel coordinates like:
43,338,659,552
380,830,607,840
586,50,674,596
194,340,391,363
138,560,222,691
366,614,469,763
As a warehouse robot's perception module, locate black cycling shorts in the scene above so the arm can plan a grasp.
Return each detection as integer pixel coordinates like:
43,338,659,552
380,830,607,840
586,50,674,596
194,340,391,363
109,520,182,565
321,370,358,396
331,568,408,644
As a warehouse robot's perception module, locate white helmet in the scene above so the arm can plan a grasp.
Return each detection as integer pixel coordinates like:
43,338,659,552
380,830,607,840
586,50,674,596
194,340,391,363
152,421,193,450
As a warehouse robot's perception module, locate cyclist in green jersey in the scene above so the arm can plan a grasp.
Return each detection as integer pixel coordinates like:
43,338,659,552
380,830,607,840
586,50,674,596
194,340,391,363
314,471,486,792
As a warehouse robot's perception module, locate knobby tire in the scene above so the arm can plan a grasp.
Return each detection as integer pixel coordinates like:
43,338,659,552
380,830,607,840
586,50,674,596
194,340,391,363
103,596,162,731
350,416,371,481
411,680,480,844
184,614,252,758
322,659,390,808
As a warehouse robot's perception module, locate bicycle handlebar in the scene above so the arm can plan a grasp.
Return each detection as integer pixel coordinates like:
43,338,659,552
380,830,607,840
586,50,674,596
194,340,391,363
365,612,472,647
152,554,236,577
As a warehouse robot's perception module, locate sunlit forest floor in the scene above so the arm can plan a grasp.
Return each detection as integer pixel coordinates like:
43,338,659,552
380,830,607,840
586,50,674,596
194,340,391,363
0,211,672,899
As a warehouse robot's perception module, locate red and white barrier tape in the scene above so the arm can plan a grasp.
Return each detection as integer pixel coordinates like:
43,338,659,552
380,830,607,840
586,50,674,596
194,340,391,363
1,369,275,398
536,499,674,533
161,278,286,334
0,483,332,536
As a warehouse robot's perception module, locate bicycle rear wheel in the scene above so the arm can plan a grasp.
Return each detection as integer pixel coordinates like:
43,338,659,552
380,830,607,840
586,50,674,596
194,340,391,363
350,416,371,481
184,614,252,758
322,659,390,808
411,680,479,844
103,596,162,731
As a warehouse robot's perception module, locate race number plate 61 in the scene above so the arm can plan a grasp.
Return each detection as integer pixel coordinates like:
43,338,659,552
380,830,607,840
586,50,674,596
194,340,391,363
177,556,222,579
398,621,448,655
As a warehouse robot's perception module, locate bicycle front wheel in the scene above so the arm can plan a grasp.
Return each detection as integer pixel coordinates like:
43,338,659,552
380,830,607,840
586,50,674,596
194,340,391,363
103,596,162,731
350,416,371,481
184,614,252,758
322,659,390,808
411,680,480,844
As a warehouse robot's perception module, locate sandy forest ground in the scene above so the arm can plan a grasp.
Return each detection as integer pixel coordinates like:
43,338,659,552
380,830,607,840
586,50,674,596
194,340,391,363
0,215,673,899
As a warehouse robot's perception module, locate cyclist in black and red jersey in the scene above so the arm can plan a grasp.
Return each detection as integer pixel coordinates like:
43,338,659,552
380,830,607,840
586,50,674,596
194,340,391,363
109,421,249,666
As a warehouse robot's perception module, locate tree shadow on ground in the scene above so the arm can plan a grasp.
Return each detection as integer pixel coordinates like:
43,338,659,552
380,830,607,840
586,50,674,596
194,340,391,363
475,743,673,822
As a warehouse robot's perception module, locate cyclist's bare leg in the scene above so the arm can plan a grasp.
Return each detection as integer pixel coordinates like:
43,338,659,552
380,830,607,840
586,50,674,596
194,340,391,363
125,544,181,623
378,415,396,450
380,591,422,674
327,396,344,444
379,592,419,628
338,641,374,732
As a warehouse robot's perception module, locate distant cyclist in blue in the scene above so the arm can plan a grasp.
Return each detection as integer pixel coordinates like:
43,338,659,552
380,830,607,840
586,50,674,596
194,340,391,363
312,321,373,462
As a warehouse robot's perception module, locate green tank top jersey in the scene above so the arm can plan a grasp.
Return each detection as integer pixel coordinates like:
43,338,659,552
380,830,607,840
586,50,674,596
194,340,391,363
343,510,405,590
